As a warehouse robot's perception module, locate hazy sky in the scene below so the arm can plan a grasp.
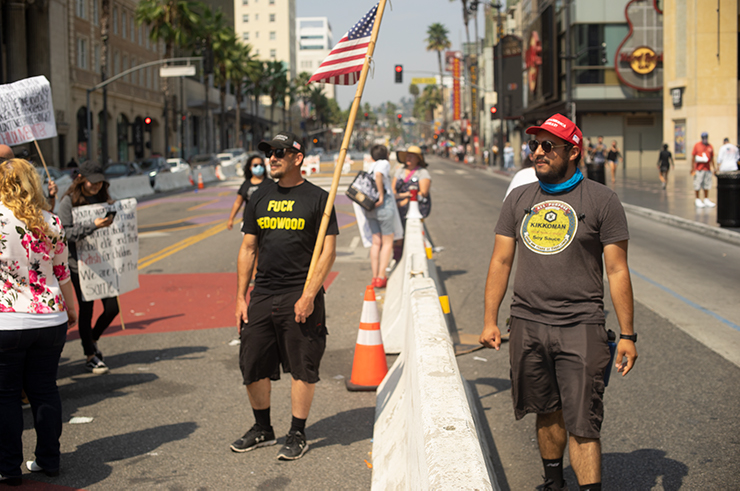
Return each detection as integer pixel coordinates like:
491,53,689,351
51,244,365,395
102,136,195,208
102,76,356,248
296,0,487,110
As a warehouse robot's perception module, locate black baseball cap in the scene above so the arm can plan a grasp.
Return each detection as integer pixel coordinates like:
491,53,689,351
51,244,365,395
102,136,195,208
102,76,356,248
258,131,305,154
79,160,106,183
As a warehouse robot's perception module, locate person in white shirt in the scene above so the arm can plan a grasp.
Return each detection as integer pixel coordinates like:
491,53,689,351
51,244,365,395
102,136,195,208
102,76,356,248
717,138,739,173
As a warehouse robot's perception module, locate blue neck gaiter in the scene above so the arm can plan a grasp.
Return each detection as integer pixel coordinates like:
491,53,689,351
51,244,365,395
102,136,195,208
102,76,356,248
539,168,584,194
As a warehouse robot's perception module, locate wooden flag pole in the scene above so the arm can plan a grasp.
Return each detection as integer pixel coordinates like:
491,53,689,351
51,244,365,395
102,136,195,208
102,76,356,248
304,0,389,291
33,140,52,181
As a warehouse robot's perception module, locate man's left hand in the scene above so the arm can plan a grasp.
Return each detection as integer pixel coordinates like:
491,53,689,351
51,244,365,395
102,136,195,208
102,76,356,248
294,294,315,323
615,339,638,376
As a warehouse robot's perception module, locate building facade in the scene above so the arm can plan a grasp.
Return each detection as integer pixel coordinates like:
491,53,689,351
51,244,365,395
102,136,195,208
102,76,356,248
518,0,663,170
234,0,295,78
663,0,738,163
296,16,334,99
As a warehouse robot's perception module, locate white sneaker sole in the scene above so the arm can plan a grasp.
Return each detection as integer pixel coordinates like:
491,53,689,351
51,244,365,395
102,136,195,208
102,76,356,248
277,442,309,460
230,439,276,453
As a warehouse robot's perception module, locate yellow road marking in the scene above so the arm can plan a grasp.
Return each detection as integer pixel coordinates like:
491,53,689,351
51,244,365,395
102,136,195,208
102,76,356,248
187,199,220,211
139,212,225,229
439,295,450,314
138,220,230,269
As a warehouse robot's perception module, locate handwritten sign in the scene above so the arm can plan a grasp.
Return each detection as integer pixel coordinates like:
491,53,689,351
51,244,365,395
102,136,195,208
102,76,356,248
0,76,57,145
72,199,139,301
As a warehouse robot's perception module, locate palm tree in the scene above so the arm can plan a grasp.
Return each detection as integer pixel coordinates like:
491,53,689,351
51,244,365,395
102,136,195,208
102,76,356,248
229,43,257,148
211,25,237,149
426,23,451,131
265,60,288,125
136,0,202,155
292,71,312,133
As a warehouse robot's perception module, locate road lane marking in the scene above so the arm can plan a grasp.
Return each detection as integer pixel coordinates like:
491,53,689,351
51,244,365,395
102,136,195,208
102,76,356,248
349,236,360,250
139,232,171,238
454,169,468,175
187,199,221,211
630,269,740,332
138,220,229,270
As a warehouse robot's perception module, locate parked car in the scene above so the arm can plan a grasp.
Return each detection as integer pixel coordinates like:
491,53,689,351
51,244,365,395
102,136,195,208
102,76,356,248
307,147,326,158
139,156,170,186
166,158,191,173
221,148,248,167
216,152,239,168
104,161,143,179
189,154,220,168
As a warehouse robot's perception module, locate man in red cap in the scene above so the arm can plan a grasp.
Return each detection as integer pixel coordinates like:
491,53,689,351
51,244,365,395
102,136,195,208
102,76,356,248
479,114,638,491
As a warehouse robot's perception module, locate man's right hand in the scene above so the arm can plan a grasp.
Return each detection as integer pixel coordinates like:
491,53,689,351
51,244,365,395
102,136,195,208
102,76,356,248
236,297,248,334
479,324,502,351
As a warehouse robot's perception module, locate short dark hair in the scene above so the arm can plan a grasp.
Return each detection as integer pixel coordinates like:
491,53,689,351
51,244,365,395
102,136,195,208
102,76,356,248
565,143,582,167
370,144,388,161
662,144,669,150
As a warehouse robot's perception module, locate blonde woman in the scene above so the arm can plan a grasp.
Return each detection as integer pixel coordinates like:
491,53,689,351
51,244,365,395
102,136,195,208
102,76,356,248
0,158,77,484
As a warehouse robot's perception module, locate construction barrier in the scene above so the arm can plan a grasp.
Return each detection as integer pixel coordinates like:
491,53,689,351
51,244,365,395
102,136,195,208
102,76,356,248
216,164,239,180
372,203,497,490
108,175,154,200
154,171,193,192
195,166,218,183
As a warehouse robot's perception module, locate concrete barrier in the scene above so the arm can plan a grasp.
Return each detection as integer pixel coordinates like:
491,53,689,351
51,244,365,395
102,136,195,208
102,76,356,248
108,175,154,200
380,218,428,354
195,166,218,183
372,276,494,490
154,171,193,192
217,164,238,180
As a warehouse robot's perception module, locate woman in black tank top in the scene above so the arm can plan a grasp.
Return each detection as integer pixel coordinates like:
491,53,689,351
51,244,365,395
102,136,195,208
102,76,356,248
606,140,621,185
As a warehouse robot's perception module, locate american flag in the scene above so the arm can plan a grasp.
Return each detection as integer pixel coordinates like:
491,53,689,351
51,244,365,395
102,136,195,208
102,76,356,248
308,4,377,86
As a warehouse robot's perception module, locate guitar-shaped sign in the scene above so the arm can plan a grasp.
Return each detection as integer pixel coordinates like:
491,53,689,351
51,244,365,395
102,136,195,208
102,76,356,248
614,0,663,92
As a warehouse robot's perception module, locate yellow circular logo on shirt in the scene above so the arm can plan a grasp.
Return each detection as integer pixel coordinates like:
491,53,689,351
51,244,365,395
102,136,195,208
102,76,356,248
520,200,578,255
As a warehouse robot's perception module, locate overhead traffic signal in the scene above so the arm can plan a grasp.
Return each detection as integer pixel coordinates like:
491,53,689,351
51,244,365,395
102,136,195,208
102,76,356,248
490,106,497,120
144,116,152,131
397,113,402,122
364,112,369,120
394,65,403,83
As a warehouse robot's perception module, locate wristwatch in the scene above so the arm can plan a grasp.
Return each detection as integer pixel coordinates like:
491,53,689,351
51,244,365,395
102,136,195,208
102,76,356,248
619,333,637,343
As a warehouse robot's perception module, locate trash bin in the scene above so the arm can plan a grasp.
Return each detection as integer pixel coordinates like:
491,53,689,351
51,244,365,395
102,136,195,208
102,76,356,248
586,163,606,185
717,171,740,227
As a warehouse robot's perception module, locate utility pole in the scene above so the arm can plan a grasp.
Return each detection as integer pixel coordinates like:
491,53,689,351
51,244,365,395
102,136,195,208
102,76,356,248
565,0,574,122
495,2,504,168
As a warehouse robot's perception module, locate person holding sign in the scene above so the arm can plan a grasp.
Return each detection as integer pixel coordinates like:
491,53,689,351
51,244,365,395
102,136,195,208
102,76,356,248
0,158,77,484
58,161,117,374
233,131,338,461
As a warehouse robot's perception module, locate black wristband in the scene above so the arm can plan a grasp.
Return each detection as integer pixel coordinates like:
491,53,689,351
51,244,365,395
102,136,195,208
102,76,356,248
620,333,637,343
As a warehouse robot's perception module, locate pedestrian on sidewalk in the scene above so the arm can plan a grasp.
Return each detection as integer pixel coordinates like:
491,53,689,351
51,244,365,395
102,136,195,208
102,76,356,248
363,145,396,289
479,113,638,491
657,144,673,189
0,158,77,484
226,155,269,232
504,141,515,170
58,161,117,374
717,137,740,172
233,131,338,461
587,136,607,185
691,132,716,208
606,140,622,185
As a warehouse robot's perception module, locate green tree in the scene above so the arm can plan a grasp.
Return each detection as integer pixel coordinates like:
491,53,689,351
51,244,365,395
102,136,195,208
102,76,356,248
426,23,451,130
292,72,312,131
265,60,288,125
409,83,420,100
229,43,258,148
212,25,237,149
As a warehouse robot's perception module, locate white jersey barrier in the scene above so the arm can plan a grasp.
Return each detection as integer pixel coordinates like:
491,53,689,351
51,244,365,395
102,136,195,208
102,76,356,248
195,166,218,183
154,171,193,192
372,211,496,490
108,175,154,200
216,164,239,180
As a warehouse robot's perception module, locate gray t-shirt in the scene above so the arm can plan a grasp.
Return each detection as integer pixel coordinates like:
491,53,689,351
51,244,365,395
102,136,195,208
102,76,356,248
495,179,630,325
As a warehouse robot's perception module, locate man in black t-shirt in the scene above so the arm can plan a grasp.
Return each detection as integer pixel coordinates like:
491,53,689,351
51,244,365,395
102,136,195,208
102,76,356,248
231,131,338,461
479,114,638,491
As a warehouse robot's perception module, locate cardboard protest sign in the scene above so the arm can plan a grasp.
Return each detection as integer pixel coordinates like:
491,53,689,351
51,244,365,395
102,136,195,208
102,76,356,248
0,76,57,145
72,198,139,301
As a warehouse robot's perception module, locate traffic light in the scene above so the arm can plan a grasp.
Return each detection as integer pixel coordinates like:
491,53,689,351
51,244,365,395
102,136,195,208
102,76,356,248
394,65,403,83
364,112,369,120
397,113,402,122
489,106,497,121
144,116,152,132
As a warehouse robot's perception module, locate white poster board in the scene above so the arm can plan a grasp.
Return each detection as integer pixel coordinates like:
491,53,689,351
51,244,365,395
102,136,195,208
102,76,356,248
0,76,57,145
72,198,139,301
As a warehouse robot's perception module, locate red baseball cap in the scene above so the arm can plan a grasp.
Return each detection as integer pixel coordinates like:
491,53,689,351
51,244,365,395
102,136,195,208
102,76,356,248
526,114,583,152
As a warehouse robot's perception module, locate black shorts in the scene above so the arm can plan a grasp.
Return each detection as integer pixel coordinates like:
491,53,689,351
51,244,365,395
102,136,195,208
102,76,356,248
509,317,611,439
239,289,327,385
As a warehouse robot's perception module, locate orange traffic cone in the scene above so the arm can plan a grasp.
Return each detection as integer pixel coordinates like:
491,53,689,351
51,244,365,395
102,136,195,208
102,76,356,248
188,173,195,186
197,172,204,190
346,285,388,391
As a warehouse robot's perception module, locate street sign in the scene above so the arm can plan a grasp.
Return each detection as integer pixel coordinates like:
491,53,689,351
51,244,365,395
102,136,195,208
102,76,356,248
411,77,437,85
159,65,197,77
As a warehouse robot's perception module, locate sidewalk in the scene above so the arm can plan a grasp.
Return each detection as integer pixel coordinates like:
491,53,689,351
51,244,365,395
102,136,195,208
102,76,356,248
445,153,740,241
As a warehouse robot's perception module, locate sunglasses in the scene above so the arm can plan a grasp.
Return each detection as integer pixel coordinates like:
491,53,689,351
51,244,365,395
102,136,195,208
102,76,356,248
264,148,297,159
528,140,570,154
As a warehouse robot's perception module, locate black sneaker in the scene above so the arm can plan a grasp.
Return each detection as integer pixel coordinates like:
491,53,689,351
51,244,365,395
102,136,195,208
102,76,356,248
540,477,567,491
277,430,308,460
85,356,109,374
230,424,276,453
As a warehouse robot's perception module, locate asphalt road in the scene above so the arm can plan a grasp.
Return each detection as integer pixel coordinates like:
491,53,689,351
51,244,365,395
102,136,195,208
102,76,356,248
22,180,380,490
19,159,740,490
423,155,740,491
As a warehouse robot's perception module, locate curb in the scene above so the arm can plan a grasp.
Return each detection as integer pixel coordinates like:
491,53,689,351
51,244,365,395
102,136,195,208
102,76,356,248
622,203,740,247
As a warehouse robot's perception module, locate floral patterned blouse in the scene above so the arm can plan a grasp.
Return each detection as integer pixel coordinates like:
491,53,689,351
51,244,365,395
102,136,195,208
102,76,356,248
0,202,71,317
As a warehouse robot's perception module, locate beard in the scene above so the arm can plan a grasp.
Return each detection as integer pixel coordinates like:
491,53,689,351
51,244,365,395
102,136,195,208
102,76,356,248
534,157,569,184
